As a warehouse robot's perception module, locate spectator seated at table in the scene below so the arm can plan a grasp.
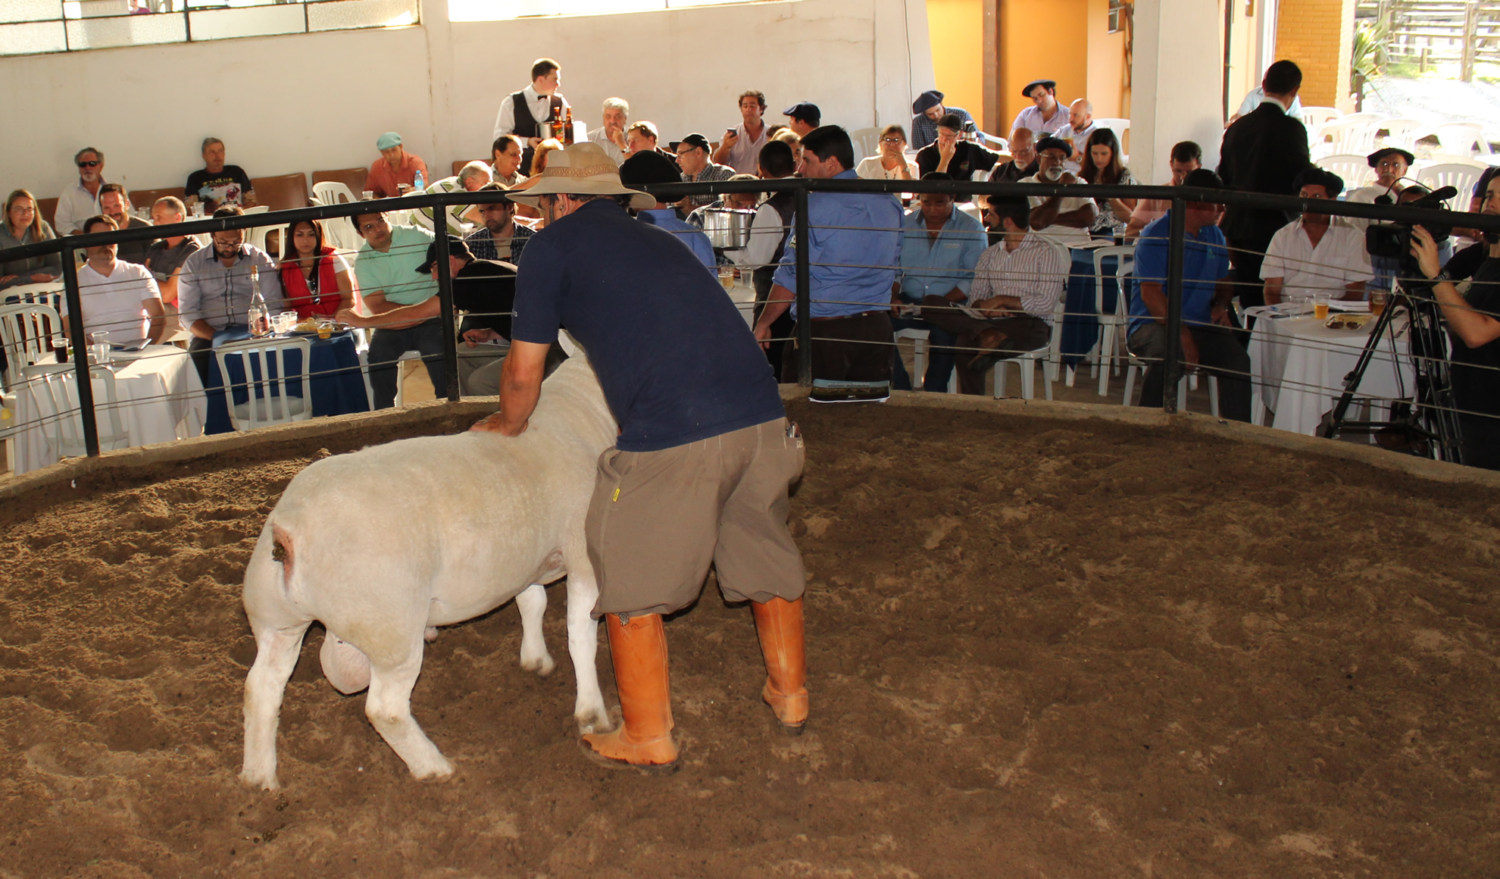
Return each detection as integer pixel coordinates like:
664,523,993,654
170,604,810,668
68,214,165,350
619,148,717,270
464,184,534,264
1057,99,1098,164
911,89,975,151
1022,135,1097,249
143,196,200,340
987,127,1038,184
920,195,1068,395
1344,147,1414,227
365,131,429,200
491,134,527,188
98,183,154,266
587,96,631,166
1,189,61,290
855,124,918,182
185,137,257,212
343,210,444,409
177,206,284,383
1411,172,1500,470
1078,128,1136,240
915,114,999,181
1124,140,1200,242
890,174,987,391
1262,167,1372,305
414,161,493,236
278,219,356,320
1011,79,1070,139
1125,169,1251,422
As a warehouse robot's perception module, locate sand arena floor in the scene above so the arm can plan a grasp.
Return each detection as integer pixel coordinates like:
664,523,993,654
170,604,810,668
1,394,1497,878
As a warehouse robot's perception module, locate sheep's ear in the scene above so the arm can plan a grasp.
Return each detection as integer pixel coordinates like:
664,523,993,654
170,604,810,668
557,330,584,359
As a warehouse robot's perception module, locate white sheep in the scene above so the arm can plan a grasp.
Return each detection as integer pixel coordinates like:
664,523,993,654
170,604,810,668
239,353,615,790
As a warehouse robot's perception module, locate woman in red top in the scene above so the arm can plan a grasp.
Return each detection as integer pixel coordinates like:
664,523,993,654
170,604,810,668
279,219,356,319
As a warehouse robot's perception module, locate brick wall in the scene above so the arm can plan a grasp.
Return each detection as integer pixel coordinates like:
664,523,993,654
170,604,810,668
1275,0,1358,111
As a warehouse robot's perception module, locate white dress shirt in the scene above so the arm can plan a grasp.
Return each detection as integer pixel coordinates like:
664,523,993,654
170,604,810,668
1261,217,1373,302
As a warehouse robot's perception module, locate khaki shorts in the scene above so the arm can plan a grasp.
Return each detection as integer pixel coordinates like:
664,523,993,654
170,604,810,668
586,418,806,618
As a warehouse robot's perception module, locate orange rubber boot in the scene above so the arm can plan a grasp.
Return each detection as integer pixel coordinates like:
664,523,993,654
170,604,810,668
751,597,808,732
581,613,679,771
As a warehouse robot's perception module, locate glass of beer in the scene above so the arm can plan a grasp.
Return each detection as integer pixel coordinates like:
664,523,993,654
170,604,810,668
1369,287,1388,316
1313,294,1330,321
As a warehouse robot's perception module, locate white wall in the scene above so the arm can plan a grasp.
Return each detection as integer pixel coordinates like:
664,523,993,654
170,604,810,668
1129,0,1226,186
1,0,934,211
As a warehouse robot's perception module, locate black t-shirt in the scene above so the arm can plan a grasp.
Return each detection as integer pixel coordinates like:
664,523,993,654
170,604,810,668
185,165,253,207
915,142,1000,179
1446,244,1500,418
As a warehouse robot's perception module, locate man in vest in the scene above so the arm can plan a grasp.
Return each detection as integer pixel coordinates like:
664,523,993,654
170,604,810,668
492,58,570,175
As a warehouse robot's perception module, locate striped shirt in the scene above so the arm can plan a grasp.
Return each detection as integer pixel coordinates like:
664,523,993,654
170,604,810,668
968,232,1069,324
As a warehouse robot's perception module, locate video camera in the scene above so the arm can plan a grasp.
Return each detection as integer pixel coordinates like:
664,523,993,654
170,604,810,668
1364,185,1457,282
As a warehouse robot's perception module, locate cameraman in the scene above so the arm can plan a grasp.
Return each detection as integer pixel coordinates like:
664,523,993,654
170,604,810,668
1411,173,1500,469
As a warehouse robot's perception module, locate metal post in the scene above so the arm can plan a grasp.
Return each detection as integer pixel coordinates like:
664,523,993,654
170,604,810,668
433,217,460,402
794,185,812,387
1161,195,1187,415
59,246,101,457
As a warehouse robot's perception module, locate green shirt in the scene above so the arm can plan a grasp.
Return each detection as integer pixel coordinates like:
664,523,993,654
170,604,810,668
354,223,438,305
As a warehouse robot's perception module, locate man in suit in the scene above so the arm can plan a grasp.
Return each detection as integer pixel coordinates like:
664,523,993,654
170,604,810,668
1217,59,1312,315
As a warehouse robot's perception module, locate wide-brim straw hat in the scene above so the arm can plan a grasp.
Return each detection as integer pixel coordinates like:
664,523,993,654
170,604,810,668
503,142,656,211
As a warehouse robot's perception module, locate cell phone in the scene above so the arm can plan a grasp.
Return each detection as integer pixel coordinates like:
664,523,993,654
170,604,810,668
726,128,736,137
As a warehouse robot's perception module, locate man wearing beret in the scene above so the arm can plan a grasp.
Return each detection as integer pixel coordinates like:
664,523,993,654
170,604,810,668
1020,135,1096,249
1262,167,1372,305
1011,79,1070,138
1344,147,1415,225
911,89,975,150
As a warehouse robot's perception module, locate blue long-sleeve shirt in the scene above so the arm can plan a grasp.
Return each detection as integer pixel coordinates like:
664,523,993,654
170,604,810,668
895,206,987,303
772,170,902,319
637,208,717,271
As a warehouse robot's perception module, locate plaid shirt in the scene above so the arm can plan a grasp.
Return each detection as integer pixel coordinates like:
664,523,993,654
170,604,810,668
464,223,534,264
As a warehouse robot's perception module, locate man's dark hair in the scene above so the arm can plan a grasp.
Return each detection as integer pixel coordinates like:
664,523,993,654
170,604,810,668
82,214,118,235
1262,60,1302,95
214,205,245,219
492,134,521,155
986,195,1030,230
800,125,855,171
739,89,767,111
758,140,796,178
1170,141,1202,164
98,182,129,203
937,113,964,132
531,58,560,81
1181,168,1224,190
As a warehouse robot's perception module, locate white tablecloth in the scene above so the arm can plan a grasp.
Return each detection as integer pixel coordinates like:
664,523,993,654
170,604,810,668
1249,314,1414,435
12,345,207,475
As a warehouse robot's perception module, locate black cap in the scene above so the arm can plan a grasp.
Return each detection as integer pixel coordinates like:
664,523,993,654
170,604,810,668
1022,79,1057,97
783,102,821,125
619,150,683,188
670,133,711,154
1367,146,1415,168
913,90,944,114
1035,135,1071,156
415,235,473,274
1182,168,1224,190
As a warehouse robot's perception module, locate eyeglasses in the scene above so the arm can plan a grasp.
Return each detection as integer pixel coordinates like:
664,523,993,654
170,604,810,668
880,137,904,144
77,160,100,168
358,219,387,232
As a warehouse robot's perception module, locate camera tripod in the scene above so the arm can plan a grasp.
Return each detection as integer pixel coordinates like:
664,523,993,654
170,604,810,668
1317,280,1464,464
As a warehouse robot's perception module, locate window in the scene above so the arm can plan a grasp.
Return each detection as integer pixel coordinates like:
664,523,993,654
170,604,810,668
0,0,417,56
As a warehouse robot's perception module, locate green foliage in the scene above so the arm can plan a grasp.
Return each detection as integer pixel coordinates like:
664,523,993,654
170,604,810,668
1352,19,1391,91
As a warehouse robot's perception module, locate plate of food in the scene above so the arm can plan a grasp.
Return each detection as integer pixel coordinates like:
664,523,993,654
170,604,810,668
1325,312,1372,331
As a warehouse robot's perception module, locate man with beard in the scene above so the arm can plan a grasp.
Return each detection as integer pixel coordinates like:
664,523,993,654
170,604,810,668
177,205,284,382
1021,135,1096,249
98,183,154,265
463,185,534,263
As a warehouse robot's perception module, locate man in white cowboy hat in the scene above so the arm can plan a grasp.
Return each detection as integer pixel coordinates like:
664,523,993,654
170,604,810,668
472,142,809,773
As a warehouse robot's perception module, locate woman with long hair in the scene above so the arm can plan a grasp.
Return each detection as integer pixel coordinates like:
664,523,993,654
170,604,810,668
1079,129,1137,239
278,219,356,319
0,189,62,289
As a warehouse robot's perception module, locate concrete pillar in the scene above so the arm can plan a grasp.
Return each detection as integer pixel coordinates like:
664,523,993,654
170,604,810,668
1129,0,1227,186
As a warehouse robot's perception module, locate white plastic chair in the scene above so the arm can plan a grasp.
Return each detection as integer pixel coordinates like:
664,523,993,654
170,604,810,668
213,336,313,431
848,127,882,162
312,180,360,206
1316,153,1375,189
1093,117,1130,156
1317,114,1382,156
1426,122,1491,157
1298,106,1343,134
1377,117,1426,151
1417,162,1484,200
989,294,1066,401
892,326,957,393
20,362,130,457
0,301,64,389
1091,245,1134,396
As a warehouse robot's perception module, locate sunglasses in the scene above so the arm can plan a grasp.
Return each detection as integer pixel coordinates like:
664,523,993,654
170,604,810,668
78,160,100,168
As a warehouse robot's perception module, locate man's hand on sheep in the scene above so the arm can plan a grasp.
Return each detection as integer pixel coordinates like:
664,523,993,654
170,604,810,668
471,410,527,435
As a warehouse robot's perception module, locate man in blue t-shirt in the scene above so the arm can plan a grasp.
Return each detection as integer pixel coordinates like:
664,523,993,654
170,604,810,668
472,143,808,772
1126,169,1251,421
